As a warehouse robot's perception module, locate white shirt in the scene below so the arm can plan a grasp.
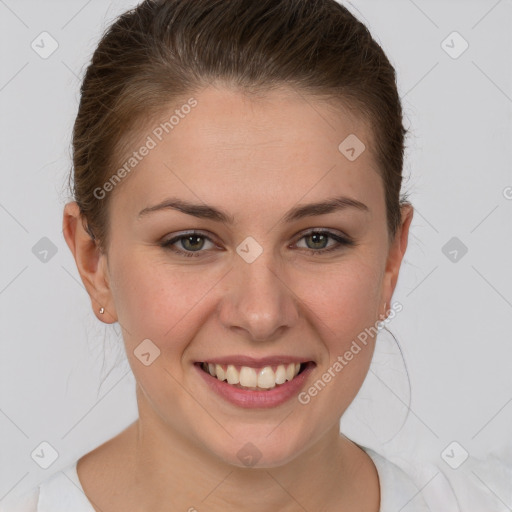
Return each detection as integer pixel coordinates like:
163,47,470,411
0,446,462,511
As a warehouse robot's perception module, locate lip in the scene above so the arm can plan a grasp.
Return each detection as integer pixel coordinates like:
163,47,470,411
194,360,315,409
201,355,310,367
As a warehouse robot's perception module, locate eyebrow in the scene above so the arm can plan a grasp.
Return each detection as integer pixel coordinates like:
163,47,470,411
137,195,369,224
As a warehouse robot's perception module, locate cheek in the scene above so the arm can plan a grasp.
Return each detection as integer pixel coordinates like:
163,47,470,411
291,256,383,348
110,245,383,353
108,249,220,349
292,260,383,414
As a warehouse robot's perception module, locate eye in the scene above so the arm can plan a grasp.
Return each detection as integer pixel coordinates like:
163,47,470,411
160,231,217,258
294,229,355,255
161,229,355,258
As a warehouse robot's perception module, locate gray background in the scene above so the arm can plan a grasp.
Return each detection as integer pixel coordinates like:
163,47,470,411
1,0,511,508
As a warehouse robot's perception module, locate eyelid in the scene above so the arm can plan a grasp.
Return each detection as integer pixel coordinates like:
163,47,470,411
292,226,350,243
161,230,219,248
162,228,349,246
161,227,354,259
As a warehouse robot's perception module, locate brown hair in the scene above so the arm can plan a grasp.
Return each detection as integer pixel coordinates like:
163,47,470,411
71,0,410,251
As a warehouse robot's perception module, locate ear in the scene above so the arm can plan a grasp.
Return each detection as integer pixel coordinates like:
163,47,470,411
62,201,117,324
379,204,414,320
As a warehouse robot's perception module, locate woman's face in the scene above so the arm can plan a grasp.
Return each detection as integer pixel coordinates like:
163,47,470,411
92,85,411,467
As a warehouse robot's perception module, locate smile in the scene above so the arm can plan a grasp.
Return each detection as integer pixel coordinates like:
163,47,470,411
200,362,306,390
194,356,316,408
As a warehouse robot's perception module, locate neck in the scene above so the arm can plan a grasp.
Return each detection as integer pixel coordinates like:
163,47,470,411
117,395,379,511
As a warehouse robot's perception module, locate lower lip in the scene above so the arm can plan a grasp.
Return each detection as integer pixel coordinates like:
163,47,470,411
194,363,314,409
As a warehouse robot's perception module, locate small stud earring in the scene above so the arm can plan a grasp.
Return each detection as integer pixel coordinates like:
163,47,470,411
99,307,105,314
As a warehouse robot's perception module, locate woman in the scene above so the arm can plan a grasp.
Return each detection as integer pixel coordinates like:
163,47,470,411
2,0,462,510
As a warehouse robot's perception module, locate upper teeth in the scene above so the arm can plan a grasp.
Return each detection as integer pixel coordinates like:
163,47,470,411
203,362,301,389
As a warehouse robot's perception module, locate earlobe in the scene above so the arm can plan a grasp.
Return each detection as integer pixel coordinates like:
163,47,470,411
62,201,118,324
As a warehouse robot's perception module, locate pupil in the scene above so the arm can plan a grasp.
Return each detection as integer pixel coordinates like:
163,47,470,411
184,235,204,251
308,233,327,249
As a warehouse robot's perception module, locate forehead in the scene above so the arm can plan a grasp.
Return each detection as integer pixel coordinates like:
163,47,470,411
166,85,373,167
111,85,384,220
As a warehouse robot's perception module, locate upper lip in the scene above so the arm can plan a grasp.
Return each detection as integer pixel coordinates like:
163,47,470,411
198,355,313,367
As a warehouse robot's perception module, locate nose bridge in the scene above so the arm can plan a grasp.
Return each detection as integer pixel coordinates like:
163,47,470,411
220,241,299,341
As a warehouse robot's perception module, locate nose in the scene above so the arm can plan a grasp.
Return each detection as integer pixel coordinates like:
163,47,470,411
218,251,300,342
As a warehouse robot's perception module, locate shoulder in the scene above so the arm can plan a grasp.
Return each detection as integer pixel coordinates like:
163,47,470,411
0,487,39,512
363,443,512,512
0,461,94,512
361,446,460,512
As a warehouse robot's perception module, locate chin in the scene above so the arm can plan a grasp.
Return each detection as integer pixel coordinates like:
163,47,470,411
207,430,307,469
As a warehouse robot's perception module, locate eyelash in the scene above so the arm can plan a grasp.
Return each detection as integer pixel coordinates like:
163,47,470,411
160,230,355,258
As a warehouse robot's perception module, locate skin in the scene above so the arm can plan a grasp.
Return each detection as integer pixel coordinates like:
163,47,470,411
63,84,413,512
